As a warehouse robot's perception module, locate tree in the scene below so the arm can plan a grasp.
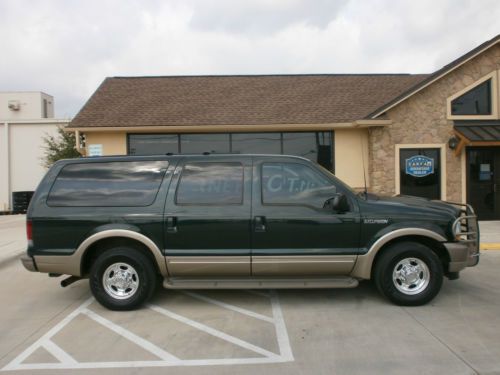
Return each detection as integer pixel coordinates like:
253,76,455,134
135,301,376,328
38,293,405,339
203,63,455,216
41,126,81,168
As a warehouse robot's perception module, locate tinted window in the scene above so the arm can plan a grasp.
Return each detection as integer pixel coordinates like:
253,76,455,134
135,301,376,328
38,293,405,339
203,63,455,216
262,163,333,205
180,134,230,153
399,148,440,200
129,134,179,155
176,162,243,205
47,161,168,207
451,80,492,115
231,133,281,154
283,132,333,170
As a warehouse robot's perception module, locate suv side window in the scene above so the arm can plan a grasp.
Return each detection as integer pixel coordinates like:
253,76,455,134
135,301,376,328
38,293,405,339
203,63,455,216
176,162,243,205
261,162,334,205
47,161,168,207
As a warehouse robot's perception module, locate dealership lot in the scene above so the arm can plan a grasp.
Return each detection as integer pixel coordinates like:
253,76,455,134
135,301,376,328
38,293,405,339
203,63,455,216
1,217,500,374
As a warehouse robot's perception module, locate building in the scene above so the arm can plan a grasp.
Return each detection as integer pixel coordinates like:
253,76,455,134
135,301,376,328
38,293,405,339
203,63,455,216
0,92,68,212
67,35,500,220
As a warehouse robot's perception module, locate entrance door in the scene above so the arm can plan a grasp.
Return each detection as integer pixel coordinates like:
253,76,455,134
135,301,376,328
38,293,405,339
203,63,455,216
467,148,500,220
399,148,441,200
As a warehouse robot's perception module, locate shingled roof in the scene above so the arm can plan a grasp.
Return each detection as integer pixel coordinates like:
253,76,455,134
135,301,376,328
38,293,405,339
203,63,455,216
68,74,428,128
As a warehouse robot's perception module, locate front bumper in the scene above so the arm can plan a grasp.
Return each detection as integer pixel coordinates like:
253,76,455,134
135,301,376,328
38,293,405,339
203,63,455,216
444,242,480,272
21,255,37,272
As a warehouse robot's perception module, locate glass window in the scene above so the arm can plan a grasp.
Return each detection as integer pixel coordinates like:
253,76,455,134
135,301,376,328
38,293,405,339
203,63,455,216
180,134,230,153
283,132,333,170
176,162,243,205
399,148,440,200
451,80,492,115
47,161,168,207
261,163,334,205
231,133,281,154
128,134,179,155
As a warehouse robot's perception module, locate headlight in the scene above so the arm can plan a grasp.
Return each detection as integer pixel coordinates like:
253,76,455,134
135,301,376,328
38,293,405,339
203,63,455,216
452,219,462,236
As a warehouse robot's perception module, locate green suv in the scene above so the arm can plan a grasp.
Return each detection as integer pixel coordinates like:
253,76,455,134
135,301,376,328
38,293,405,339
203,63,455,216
21,154,479,310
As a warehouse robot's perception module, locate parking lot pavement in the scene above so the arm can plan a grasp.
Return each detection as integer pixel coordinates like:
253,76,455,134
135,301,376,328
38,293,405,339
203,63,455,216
479,221,500,249
0,215,26,264
1,218,500,374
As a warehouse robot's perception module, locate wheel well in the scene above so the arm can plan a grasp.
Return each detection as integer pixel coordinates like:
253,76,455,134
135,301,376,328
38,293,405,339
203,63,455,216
81,237,161,277
371,235,450,275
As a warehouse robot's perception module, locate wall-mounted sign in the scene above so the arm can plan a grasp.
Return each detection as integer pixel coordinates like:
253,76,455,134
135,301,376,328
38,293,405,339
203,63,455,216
405,155,434,177
88,144,103,157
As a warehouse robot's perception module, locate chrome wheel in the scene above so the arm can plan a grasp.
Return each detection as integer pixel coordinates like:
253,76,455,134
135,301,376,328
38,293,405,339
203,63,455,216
102,262,139,300
392,258,430,295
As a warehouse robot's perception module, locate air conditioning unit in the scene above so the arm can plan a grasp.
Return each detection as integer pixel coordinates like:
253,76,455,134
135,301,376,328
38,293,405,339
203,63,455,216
8,100,21,111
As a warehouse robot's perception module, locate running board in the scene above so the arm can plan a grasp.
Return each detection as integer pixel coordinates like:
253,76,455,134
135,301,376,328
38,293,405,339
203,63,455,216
163,277,359,289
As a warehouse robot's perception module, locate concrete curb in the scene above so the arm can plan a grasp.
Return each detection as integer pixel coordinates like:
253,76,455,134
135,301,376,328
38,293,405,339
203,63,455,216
480,243,500,251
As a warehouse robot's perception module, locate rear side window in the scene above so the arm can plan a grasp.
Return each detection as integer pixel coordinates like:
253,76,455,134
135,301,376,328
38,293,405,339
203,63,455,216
47,161,168,207
176,162,243,205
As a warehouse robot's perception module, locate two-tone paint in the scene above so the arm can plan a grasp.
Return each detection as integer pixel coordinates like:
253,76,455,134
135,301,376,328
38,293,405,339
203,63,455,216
22,154,479,285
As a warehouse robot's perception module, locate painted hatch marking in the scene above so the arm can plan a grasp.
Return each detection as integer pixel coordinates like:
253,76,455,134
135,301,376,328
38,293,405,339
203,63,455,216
1,290,293,371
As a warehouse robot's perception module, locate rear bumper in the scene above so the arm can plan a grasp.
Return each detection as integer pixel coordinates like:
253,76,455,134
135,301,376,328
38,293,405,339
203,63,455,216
21,255,37,272
444,242,480,272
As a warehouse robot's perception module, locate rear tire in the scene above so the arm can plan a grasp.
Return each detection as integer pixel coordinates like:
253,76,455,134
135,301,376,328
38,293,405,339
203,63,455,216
89,247,157,311
374,241,443,306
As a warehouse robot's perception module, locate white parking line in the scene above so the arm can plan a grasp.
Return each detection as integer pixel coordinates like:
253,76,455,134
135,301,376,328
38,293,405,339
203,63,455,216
82,308,180,362
181,291,275,323
148,303,280,359
2,291,293,371
42,340,78,365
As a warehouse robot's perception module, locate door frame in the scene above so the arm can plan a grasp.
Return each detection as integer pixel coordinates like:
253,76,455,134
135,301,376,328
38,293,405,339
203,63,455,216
466,146,500,220
394,144,447,200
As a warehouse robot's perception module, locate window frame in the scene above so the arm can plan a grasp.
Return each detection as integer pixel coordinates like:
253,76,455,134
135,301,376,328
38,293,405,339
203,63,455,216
447,71,499,120
174,161,245,206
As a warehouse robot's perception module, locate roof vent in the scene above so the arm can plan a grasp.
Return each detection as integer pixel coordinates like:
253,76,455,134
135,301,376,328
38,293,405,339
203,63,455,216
8,100,21,111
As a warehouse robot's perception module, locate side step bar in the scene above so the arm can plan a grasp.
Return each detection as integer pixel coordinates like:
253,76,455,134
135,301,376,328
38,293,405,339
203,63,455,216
163,277,359,289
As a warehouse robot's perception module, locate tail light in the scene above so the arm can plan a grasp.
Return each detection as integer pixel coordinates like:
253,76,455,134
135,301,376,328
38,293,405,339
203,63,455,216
26,220,33,241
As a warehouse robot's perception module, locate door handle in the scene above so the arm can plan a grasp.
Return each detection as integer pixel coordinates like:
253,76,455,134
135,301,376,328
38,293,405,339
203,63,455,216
494,183,497,193
166,216,178,234
254,216,266,232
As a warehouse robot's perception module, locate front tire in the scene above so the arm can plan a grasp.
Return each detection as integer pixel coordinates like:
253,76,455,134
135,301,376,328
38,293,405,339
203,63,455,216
89,247,157,311
374,242,443,306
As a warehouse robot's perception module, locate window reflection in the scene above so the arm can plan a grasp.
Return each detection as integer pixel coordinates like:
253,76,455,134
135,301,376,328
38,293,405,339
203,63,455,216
47,161,167,207
262,163,334,206
127,132,334,170
181,134,230,153
176,163,243,205
129,134,178,155
231,133,281,154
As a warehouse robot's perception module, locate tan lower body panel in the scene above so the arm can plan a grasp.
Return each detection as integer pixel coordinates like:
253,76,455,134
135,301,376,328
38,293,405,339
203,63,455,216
34,255,80,276
252,255,356,276
163,277,359,289
166,256,250,276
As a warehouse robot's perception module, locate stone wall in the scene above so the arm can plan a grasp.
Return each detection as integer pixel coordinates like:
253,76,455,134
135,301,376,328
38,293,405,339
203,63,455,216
369,44,500,202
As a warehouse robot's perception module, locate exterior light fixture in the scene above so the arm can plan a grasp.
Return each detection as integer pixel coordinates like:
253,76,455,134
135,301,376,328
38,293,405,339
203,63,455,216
448,136,459,150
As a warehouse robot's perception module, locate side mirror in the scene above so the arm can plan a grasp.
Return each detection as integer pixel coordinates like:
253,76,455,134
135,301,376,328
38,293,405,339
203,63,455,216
324,193,350,213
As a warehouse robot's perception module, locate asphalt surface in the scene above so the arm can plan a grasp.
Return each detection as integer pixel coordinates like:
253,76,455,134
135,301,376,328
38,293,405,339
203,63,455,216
0,216,499,374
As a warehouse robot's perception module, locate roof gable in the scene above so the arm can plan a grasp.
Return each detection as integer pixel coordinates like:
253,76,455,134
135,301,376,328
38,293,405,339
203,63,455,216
368,34,500,118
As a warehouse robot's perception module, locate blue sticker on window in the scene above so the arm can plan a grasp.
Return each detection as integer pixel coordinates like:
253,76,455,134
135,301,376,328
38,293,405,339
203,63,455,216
405,155,434,177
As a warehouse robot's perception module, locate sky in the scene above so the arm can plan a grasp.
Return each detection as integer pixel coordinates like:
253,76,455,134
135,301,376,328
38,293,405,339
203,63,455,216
1,0,499,118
